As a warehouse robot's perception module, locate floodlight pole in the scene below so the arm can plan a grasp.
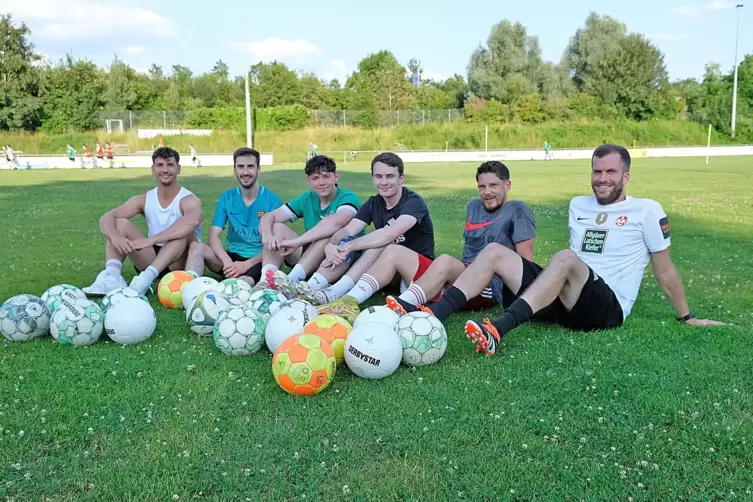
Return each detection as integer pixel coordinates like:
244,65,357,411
244,47,253,149
731,4,744,139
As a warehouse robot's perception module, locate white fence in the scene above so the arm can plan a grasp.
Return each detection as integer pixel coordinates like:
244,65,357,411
5,153,274,170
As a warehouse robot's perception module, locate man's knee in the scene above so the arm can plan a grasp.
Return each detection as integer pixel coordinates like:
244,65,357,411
550,249,580,271
188,240,207,256
479,242,513,261
114,217,133,233
433,254,457,269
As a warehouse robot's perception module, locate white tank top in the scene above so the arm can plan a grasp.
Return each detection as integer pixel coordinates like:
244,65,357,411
144,187,202,246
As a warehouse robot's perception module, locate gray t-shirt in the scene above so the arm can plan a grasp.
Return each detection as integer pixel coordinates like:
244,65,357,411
461,199,536,263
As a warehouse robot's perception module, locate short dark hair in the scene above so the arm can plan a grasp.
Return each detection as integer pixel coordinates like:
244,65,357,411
305,155,337,176
233,147,260,167
370,152,404,176
592,144,631,173
152,146,180,164
476,161,510,182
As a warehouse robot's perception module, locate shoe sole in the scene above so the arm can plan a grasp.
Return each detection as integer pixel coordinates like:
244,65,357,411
385,296,407,316
265,270,279,291
464,320,494,356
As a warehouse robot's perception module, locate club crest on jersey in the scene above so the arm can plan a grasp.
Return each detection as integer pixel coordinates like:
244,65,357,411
659,216,670,238
581,229,608,254
257,211,266,218
616,216,628,226
596,213,608,225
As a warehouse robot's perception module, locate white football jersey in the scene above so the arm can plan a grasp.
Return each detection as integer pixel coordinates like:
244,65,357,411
144,187,202,246
569,195,671,319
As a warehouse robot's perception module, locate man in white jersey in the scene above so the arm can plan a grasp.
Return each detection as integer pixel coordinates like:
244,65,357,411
419,144,722,356
82,147,203,296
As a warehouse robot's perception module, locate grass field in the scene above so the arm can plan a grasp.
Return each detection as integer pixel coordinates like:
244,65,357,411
1,157,752,501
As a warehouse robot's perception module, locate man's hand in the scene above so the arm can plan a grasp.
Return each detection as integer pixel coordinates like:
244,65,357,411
685,317,725,327
263,235,282,251
223,261,252,278
278,239,299,257
324,243,348,267
111,235,135,255
130,238,155,251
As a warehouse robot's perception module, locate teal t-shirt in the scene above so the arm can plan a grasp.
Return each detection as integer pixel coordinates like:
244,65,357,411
212,185,282,258
285,187,361,231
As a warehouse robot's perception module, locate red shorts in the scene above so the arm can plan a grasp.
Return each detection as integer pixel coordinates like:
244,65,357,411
412,254,442,302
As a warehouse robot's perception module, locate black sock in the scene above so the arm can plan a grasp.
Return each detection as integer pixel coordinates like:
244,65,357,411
396,297,419,313
430,286,468,322
491,299,534,337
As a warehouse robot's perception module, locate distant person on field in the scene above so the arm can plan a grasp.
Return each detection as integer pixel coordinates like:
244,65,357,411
308,141,318,161
4,145,18,169
350,150,358,160
82,147,203,296
544,141,553,160
158,136,164,148
106,142,114,168
66,144,76,163
190,144,198,168
82,145,92,169
185,148,282,286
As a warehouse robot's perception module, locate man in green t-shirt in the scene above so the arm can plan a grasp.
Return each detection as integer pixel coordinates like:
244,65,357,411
258,155,361,293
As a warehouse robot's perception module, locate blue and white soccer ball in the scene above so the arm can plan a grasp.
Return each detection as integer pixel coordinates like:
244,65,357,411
0,294,52,342
396,311,447,366
40,284,86,313
187,291,232,336
181,276,219,312
105,298,157,345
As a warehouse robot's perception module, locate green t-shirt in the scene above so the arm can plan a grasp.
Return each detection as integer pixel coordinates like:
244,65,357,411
285,187,361,231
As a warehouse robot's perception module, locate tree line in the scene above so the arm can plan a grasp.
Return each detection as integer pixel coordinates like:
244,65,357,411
0,12,751,138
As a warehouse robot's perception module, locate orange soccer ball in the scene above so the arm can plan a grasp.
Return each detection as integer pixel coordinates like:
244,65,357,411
272,333,337,396
157,271,194,309
303,314,352,365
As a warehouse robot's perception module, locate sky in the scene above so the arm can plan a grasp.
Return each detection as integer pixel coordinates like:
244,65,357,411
2,0,752,83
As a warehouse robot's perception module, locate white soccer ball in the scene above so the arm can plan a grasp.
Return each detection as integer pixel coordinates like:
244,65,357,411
352,305,400,331
181,276,219,312
279,298,318,319
344,323,403,379
105,298,156,345
40,284,86,313
248,289,288,324
0,294,51,342
396,311,448,366
219,278,253,305
187,291,231,336
50,297,104,346
264,307,314,353
213,306,266,355
100,287,148,313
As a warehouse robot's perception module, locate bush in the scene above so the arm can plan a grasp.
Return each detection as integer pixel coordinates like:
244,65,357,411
257,105,311,131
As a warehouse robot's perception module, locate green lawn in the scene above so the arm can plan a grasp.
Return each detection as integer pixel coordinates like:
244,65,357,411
1,157,752,501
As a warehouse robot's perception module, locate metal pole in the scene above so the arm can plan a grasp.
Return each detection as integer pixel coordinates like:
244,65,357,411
163,110,166,129
706,124,712,165
129,110,132,131
244,50,253,148
485,125,488,151
731,4,744,138
343,110,346,127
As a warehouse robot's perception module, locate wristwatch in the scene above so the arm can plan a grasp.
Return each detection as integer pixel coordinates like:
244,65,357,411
677,311,696,322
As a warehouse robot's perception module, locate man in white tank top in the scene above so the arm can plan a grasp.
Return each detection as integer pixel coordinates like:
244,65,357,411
82,147,203,296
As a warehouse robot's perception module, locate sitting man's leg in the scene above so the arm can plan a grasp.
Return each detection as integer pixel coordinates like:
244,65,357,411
252,223,303,290
385,253,467,315
266,237,329,298
129,234,191,294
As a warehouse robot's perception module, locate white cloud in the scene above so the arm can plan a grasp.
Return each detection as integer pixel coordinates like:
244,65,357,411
322,59,349,82
125,45,146,55
673,1,738,16
234,38,322,64
5,0,176,40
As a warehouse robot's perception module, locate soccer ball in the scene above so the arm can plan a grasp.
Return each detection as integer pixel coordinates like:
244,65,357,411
105,298,156,345
50,297,104,346
264,307,314,354
182,276,219,312
40,284,85,313
213,306,266,356
353,305,399,331
218,278,252,305
344,323,403,379
316,302,359,325
157,271,194,309
303,315,352,365
279,298,318,319
187,291,231,336
0,294,51,342
272,333,337,395
100,287,148,312
248,289,288,324
396,312,448,366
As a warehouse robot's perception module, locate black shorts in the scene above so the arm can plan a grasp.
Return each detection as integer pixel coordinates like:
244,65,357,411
225,251,262,283
502,257,623,331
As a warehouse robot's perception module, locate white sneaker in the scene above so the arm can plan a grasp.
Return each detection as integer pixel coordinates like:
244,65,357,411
82,270,127,296
129,272,154,296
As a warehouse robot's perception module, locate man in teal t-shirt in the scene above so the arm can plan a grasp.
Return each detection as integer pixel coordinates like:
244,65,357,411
185,147,281,286
257,155,360,293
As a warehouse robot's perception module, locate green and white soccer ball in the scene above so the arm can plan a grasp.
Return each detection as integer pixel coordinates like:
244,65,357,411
50,297,104,346
182,276,219,312
40,284,86,313
100,287,148,313
105,298,157,345
396,311,448,366
248,289,288,324
187,291,232,336
219,278,252,305
213,305,266,355
0,294,52,342
279,298,318,319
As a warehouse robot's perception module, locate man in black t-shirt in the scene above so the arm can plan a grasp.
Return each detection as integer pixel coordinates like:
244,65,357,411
288,152,435,319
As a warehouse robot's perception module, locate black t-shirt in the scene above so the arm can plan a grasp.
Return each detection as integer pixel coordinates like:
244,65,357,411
354,187,435,259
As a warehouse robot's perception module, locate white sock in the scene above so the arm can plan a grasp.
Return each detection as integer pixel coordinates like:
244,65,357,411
327,276,355,302
143,265,159,283
260,264,278,282
288,264,307,282
308,272,329,289
399,283,427,306
105,259,123,278
348,274,380,304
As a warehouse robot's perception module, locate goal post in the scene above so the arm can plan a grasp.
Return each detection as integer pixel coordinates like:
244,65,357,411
106,119,124,135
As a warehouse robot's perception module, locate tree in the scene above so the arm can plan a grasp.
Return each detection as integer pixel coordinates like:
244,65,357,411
346,50,416,109
103,55,144,110
249,61,300,107
298,73,332,109
39,56,105,132
0,14,43,130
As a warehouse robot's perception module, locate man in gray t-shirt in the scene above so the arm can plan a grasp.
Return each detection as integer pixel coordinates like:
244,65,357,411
386,161,536,314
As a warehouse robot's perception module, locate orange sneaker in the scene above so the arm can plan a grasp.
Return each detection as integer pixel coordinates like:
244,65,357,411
385,295,408,316
464,318,501,356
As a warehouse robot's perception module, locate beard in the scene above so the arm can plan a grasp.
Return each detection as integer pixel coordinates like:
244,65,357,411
592,181,624,205
238,177,256,188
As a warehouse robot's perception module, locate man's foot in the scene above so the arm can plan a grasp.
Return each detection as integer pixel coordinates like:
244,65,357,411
321,296,360,325
295,281,330,305
82,270,127,296
129,272,154,296
464,318,501,356
385,295,434,316
267,270,299,300
251,281,269,293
